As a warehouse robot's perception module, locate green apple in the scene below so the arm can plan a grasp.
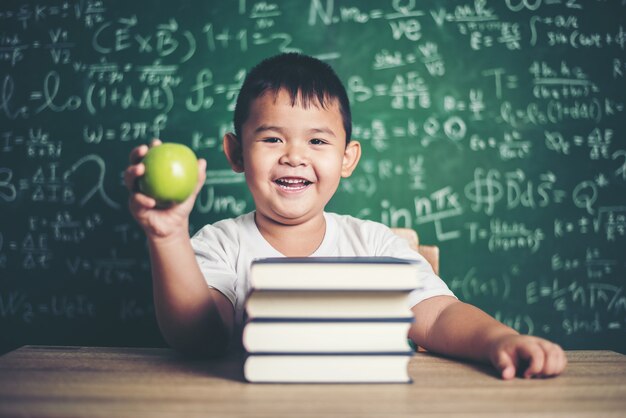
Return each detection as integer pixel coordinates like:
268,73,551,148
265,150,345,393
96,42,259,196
138,143,199,205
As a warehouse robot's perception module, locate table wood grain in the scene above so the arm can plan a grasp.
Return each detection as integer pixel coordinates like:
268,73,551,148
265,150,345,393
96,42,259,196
0,346,625,417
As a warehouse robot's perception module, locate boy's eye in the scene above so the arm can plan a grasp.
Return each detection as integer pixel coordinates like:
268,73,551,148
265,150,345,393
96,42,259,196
310,138,327,145
262,137,282,143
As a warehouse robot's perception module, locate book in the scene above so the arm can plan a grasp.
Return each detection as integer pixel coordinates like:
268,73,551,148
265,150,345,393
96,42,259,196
245,290,413,320
243,256,419,384
243,320,413,353
249,256,421,290
244,354,411,383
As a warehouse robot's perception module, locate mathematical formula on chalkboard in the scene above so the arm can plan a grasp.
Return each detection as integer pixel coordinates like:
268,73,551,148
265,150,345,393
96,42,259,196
1,0,625,353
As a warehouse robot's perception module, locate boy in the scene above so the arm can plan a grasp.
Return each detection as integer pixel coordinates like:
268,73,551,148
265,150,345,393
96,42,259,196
125,53,567,380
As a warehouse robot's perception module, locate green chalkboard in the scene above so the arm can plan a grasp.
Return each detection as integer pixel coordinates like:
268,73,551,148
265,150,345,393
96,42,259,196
1,0,625,354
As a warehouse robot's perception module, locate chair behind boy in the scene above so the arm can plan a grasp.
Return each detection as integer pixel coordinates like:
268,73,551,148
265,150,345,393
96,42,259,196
391,228,440,275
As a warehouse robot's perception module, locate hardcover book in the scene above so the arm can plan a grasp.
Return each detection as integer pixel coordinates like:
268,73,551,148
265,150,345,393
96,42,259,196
243,256,420,383
244,354,412,383
249,257,421,290
245,290,413,320
243,320,413,353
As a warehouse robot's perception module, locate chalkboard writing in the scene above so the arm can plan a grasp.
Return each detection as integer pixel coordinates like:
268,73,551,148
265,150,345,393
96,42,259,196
1,0,625,354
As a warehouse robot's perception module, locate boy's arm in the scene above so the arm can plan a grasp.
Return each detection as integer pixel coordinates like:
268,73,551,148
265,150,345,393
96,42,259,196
125,141,233,356
148,230,234,356
409,296,567,379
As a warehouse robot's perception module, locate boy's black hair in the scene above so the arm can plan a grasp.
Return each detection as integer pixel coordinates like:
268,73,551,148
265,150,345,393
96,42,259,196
233,53,352,144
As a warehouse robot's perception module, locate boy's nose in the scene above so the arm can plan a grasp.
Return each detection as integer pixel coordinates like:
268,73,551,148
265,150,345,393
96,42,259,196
279,143,308,166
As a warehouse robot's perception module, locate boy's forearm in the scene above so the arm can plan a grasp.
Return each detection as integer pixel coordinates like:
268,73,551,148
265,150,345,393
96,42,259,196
410,297,517,363
148,230,234,355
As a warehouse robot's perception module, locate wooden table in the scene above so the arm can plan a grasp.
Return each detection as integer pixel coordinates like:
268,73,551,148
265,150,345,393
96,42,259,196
0,346,625,417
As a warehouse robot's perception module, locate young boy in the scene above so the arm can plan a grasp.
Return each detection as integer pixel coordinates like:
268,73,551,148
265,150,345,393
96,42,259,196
125,53,567,380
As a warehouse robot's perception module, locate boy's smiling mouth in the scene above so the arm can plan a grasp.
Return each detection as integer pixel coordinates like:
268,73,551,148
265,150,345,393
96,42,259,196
274,176,312,191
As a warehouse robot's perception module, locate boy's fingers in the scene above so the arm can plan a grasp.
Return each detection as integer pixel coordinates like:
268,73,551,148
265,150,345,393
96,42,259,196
128,190,156,210
124,163,145,191
129,144,149,164
522,344,545,378
150,138,163,147
543,345,562,376
560,349,568,373
493,337,567,380
544,343,567,376
136,193,157,208
501,364,516,380
494,351,516,380
193,158,207,194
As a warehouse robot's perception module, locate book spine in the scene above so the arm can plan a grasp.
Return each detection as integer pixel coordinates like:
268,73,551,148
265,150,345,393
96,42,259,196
246,317,414,323
248,288,420,293
245,351,414,356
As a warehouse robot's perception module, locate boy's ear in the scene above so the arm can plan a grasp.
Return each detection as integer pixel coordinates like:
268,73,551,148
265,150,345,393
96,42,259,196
223,133,244,173
341,140,361,178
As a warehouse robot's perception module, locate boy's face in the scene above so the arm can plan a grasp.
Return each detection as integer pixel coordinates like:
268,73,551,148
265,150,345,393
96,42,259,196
224,89,360,227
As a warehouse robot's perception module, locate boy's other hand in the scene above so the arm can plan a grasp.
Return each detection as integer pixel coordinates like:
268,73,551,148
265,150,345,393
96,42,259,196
490,334,567,380
124,139,207,239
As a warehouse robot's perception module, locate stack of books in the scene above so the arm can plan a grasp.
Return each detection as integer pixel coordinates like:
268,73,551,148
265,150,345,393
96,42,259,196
243,257,420,383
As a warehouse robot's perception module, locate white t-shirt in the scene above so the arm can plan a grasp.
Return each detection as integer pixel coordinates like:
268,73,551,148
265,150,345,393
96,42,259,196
191,211,455,328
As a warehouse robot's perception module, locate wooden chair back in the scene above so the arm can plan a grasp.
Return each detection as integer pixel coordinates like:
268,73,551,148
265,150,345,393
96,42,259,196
391,228,440,275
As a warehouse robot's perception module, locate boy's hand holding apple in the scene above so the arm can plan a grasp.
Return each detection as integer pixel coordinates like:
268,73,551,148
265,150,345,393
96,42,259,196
125,139,206,240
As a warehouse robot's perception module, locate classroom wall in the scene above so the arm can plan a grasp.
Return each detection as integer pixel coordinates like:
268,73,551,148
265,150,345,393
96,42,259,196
1,0,625,354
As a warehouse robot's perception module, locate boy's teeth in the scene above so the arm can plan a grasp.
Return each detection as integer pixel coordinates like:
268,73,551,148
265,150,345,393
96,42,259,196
275,178,311,188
